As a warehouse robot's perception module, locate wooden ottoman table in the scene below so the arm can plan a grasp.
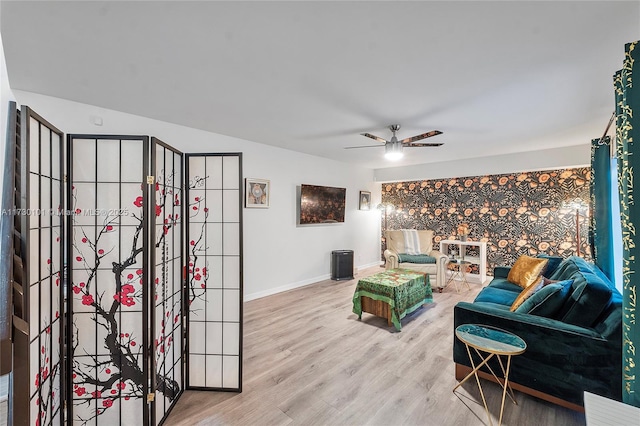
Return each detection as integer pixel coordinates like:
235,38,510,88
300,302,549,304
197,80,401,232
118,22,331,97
352,269,433,331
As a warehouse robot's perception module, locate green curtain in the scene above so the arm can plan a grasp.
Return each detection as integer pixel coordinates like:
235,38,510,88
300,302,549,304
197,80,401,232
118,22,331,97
590,136,615,282
615,40,640,408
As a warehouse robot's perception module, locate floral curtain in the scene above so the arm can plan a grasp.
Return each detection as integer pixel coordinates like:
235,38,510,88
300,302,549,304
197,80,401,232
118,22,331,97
590,136,615,282
615,40,639,408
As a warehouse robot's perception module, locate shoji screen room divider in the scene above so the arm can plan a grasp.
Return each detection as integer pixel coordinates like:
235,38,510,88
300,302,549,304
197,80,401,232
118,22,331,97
4,102,243,426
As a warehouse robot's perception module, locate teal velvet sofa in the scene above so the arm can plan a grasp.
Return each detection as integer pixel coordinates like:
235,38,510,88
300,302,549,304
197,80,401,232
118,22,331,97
453,256,622,411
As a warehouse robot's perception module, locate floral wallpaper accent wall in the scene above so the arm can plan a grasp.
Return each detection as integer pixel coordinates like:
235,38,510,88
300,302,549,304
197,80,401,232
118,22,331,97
381,168,591,274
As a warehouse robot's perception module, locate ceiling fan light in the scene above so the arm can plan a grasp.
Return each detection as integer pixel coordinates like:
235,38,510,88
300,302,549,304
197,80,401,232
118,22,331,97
385,142,404,161
385,151,404,161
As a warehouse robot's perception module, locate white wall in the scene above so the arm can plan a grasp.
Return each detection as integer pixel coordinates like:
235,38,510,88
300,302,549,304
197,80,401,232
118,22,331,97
374,145,590,183
11,90,382,301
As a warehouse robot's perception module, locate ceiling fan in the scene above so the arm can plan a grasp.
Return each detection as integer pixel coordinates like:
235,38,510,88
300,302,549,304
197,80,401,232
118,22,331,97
345,124,443,161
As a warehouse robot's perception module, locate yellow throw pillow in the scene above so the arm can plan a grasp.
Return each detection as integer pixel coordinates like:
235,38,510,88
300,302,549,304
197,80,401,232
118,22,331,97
510,278,544,312
507,255,549,288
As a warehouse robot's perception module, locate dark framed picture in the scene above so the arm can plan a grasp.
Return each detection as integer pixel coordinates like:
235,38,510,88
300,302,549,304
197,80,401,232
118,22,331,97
359,191,371,210
245,178,270,208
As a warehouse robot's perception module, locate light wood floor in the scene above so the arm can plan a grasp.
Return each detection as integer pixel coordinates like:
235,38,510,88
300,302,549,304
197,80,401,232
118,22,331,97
165,267,586,426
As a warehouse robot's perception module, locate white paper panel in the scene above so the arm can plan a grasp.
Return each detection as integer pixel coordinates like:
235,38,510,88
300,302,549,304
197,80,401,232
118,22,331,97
222,189,240,222
222,356,240,388
29,174,39,220
205,156,223,189
222,156,239,189
40,126,51,177
121,140,144,183
222,323,240,355
97,139,121,182
189,355,206,387
223,257,240,289
205,355,223,388
40,177,51,228
72,139,96,181
29,117,39,173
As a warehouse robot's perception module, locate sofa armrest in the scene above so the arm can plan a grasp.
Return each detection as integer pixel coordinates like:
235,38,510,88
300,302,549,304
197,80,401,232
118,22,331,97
383,249,399,269
493,266,511,279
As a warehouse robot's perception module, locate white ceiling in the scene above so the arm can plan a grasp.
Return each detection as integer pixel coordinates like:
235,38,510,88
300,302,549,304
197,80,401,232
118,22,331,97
1,1,638,169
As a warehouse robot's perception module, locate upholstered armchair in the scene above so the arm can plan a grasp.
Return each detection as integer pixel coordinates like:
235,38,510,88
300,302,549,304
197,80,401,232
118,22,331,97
384,229,448,291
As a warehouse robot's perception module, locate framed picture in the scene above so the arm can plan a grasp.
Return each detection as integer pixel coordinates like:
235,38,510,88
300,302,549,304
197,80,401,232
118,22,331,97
245,178,270,208
359,191,371,210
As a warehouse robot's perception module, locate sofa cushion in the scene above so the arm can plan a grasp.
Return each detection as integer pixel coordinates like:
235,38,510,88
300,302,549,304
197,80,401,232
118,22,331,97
549,257,579,281
537,254,564,277
487,278,523,293
557,271,613,327
398,254,436,264
515,279,573,317
510,279,544,311
507,255,548,288
474,287,520,306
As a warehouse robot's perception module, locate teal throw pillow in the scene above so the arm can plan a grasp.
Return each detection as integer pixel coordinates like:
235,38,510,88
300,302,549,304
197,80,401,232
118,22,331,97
537,254,563,277
515,279,573,317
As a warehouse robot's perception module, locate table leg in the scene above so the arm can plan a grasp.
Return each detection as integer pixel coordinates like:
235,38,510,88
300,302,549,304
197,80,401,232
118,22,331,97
498,355,513,426
473,348,517,405
453,344,494,426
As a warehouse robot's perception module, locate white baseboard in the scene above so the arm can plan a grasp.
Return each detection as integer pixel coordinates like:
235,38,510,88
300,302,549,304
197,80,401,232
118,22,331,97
244,262,381,302
244,273,331,301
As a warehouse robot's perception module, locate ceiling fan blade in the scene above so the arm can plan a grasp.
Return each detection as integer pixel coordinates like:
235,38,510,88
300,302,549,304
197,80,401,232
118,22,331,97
399,130,443,144
405,143,444,147
360,133,388,144
344,145,385,149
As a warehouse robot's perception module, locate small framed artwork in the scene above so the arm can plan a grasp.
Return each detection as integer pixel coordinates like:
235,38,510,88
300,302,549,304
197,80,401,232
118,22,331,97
359,191,371,210
245,178,270,208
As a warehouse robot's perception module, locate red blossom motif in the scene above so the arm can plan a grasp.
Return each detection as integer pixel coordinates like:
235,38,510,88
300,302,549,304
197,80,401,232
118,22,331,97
194,273,202,281
163,226,169,235
121,284,135,294
75,208,81,214
130,341,136,347
133,196,144,208
113,292,136,307
136,269,143,276
98,249,104,255
155,182,160,191
72,286,81,294
106,225,114,231
81,237,88,243
192,206,197,211
127,273,134,280
190,240,195,246
204,207,209,213
76,256,83,262
105,368,111,374
75,386,86,397
195,196,200,202
47,258,51,264
91,390,102,398
81,294,94,306
155,204,162,217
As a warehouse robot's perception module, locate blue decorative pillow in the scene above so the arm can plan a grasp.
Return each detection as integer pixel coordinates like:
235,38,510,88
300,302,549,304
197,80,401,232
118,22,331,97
537,254,564,277
515,279,573,317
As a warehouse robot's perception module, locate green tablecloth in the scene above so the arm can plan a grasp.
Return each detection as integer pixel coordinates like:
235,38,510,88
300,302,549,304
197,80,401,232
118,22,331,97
352,269,433,331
